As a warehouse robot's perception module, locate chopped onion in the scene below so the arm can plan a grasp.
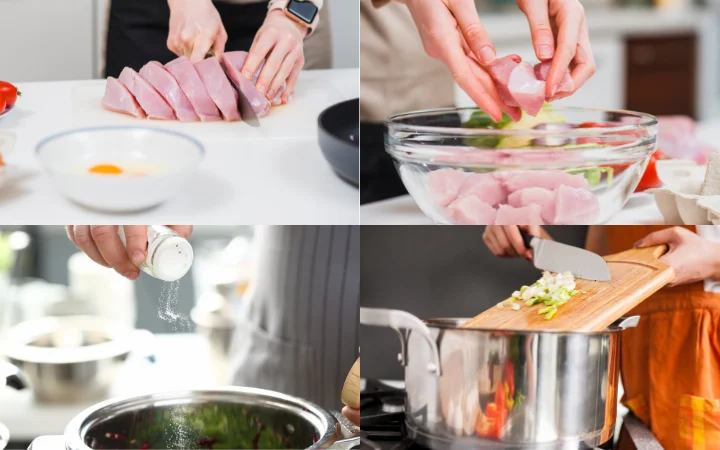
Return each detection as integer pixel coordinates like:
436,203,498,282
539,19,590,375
508,271,579,320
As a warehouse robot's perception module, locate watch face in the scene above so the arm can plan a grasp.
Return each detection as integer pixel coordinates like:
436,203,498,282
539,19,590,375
287,0,318,25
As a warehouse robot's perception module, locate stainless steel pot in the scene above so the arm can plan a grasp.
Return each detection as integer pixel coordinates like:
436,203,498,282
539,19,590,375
0,316,154,403
27,387,360,450
360,307,640,450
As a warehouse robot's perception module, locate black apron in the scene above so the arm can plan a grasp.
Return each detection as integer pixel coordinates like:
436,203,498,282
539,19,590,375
359,121,408,205
105,0,269,78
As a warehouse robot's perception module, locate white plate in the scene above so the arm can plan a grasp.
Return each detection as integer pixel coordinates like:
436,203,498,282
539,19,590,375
36,126,204,212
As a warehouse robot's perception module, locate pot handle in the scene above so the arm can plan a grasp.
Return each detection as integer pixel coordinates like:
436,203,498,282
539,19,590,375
360,307,441,376
612,316,640,330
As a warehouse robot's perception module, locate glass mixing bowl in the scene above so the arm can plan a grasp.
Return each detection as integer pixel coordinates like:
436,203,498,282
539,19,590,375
385,106,658,224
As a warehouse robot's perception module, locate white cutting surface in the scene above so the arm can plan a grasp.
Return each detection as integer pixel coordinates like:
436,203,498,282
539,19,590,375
0,69,359,225
0,334,218,441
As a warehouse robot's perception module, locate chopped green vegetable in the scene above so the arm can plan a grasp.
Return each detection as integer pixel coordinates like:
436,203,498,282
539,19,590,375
462,111,513,148
545,308,558,320
507,271,580,320
567,167,614,188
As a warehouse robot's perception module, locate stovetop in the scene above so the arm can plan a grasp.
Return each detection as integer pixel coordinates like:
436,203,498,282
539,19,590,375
360,380,425,450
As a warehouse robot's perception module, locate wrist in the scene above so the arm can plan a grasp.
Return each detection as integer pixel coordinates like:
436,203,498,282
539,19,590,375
267,9,307,37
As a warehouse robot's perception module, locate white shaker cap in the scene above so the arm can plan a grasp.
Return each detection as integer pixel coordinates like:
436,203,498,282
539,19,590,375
151,236,194,282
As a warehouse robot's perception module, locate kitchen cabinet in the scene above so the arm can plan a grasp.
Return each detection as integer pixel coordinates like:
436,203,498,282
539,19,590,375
0,0,95,82
625,34,697,118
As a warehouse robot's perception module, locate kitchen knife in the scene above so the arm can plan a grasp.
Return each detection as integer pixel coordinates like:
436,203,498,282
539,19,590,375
211,53,260,127
521,231,611,281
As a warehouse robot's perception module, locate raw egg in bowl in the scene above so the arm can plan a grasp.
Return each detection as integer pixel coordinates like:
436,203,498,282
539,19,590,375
36,126,204,212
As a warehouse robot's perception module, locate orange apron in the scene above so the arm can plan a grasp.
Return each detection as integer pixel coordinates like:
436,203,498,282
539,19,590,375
606,226,720,449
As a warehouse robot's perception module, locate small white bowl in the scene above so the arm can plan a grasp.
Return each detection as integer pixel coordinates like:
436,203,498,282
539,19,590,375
36,127,204,212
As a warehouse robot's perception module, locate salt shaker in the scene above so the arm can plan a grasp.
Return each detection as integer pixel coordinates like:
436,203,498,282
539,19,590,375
118,225,194,282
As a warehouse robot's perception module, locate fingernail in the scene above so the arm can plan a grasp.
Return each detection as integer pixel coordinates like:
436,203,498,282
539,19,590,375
477,46,495,64
257,84,266,94
267,88,274,98
123,271,139,280
131,251,145,266
242,71,253,80
634,240,643,248
539,45,553,59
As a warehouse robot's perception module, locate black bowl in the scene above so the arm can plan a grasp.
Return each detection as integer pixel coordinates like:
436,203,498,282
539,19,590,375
318,98,359,187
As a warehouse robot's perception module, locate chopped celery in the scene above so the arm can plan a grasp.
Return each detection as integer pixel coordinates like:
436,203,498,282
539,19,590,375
545,308,558,320
506,271,579,320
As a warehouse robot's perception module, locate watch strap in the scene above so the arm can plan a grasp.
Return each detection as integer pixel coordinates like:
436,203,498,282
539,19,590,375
268,0,320,37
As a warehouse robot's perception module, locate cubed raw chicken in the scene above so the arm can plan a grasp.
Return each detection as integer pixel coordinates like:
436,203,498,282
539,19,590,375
533,61,574,95
165,56,222,122
118,67,175,120
503,170,589,192
552,185,601,224
501,150,584,165
139,61,199,122
507,62,545,117
222,52,271,118
428,169,467,207
495,204,544,225
507,187,556,223
101,77,146,118
457,173,508,206
487,55,521,107
447,197,497,225
194,57,241,122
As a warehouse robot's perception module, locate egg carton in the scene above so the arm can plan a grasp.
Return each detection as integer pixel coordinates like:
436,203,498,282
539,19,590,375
648,160,720,225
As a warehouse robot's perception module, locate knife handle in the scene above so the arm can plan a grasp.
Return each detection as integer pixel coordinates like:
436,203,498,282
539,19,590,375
520,230,534,249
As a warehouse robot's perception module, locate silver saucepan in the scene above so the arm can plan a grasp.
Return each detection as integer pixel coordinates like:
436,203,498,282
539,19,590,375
360,307,639,450
27,387,360,450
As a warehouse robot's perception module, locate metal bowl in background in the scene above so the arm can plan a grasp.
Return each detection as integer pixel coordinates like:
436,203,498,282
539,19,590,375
0,316,153,403
318,98,359,187
28,387,359,450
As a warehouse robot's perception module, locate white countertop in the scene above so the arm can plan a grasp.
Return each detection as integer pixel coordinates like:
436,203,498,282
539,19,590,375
0,69,359,225
0,334,218,441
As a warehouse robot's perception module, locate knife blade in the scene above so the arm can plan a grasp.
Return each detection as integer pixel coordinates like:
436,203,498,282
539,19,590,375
521,231,611,281
212,53,260,127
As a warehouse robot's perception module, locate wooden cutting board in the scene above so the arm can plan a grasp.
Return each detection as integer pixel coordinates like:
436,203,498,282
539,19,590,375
460,245,675,332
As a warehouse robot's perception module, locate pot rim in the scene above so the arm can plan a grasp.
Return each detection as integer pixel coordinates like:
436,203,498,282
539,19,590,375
63,387,340,450
423,317,626,335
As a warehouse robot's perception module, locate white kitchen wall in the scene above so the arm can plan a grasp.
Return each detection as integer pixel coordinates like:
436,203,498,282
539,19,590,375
328,0,360,68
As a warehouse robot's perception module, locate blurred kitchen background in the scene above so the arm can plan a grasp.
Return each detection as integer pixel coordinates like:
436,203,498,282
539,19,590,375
452,0,720,120
0,225,257,449
0,0,360,83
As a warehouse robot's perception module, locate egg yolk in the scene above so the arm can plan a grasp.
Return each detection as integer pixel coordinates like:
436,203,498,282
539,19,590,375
89,164,123,175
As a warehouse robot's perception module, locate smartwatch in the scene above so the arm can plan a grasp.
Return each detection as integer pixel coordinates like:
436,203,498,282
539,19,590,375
269,0,320,36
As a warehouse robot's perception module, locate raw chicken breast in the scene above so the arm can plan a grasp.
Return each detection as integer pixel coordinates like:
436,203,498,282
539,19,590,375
507,62,545,117
495,204,544,225
165,56,222,122
507,187,556,223
101,77,146,118
140,61,199,122
428,169,467,207
457,173,508,206
503,170,589,192
447,197,497,225
533,61,574,95
118,67,175,120
487,55,521,107
552,185,601,224
194,58,241,122
222,51,272,118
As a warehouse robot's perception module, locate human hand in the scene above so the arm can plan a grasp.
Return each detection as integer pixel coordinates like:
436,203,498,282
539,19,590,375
405,0,521,122
634,227,720,287
483,225,546,260
242,10,306,103
341,406,360,427
66,226,194,280
516,0,595,99
167,0,227,63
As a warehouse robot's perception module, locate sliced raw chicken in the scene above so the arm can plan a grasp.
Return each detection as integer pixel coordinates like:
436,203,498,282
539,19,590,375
428,169,467,207
194,57,241,122
507,62,545,117
495,204,544,225
222,51,272,118
533,61,574,95
456,173,508,206
227,51,287,105
139,61,199,122
487,55,521,107
552,185,601,224
101,77,146,118
447,197,497,225
118,67,175,120
503,170,589,192
165,56,222,122
508,187,556,223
